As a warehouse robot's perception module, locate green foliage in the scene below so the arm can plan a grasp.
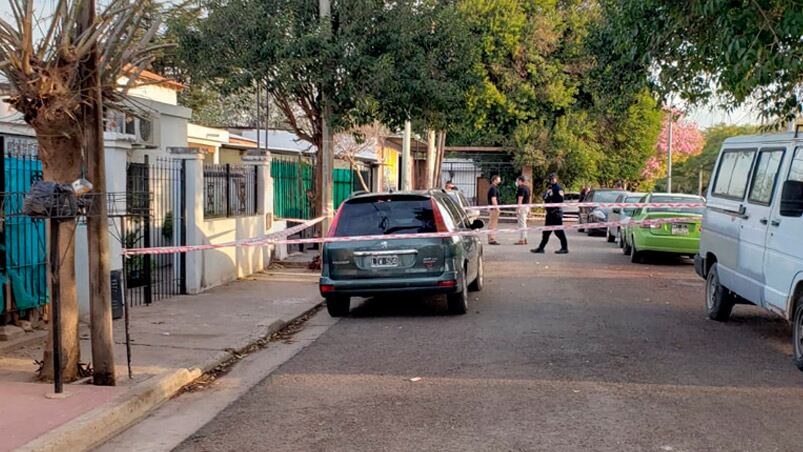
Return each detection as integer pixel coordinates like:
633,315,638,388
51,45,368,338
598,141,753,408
669,124,760,194
597,0,803,125
175,0,478,144
453,0,664,190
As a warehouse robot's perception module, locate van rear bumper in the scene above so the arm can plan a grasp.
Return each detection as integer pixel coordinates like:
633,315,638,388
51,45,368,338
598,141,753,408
694,254,706,279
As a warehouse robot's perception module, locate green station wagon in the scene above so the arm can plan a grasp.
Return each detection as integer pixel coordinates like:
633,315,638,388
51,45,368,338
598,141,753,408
622,193,705,263
320,191,485,316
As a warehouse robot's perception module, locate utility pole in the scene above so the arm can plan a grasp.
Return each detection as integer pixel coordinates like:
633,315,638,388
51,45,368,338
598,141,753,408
401,120,412,190
80,0,116,386
667,105,673,194
426,130,436,189
319,0,334,231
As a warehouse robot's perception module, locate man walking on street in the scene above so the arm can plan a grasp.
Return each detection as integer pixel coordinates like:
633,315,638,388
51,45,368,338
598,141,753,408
514,176,531,245
531,173,569,254
487,175,501,245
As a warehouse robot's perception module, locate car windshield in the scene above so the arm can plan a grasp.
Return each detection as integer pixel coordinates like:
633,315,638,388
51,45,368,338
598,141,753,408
623,195,643,216
334,197,437,237
647,195,705,215
593,191,626,203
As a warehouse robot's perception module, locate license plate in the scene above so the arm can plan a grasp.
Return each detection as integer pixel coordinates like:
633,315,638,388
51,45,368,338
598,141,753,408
370,255,400,268
671,224,689,235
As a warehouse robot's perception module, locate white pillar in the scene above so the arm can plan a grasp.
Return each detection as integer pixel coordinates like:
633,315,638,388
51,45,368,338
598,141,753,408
243,152,273,268
426,129,437,189
402,120,412,191
169,147,205,294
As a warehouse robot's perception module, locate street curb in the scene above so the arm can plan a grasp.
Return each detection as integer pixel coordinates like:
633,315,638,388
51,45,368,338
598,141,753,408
16,302,323,452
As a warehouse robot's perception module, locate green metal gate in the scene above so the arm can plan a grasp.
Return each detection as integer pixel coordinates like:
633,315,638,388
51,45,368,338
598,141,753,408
271,155,314,219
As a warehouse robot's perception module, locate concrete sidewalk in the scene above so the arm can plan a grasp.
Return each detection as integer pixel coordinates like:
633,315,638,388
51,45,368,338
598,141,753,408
0,270,320,452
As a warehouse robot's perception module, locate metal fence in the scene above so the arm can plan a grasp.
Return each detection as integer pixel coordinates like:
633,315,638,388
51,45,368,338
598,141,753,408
271,155,314,220
0,135,48,318
124,157,186,306
334,166,372,208
441,159,519,205
203,163,258,218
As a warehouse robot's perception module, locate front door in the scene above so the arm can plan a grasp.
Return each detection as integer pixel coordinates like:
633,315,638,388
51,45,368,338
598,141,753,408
764,147,803,312
738,148,785,305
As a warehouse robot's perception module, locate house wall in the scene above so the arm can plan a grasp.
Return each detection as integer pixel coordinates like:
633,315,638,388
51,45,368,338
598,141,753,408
128,84,178,106
198,216,270,290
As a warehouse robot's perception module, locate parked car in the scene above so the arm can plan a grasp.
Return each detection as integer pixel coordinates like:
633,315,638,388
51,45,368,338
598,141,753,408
578,189,628,234
320,191,485,317
606,192,645,244
622,193,705,263
562,192,581,218
446,188,480,223
694,132,803,369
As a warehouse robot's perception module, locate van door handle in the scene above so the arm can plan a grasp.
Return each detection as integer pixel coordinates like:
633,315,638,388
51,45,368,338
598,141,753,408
770,219,781,227
759,218,768,225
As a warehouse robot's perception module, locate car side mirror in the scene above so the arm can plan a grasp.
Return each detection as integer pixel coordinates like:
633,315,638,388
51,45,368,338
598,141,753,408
612,207,621,214
780,180,803,217
470,219,485,230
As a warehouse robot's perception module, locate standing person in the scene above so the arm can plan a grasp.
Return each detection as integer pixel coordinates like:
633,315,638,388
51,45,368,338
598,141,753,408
487,175,501,245
514,176,531,245
531,173,568,254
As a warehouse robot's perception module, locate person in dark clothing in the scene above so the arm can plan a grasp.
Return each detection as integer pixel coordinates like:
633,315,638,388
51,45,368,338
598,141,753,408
531,173,569,254
487,175,501,245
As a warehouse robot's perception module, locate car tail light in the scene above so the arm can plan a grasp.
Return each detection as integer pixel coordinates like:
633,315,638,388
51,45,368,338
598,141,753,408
327,205,345,237
437,280,456,288
430,199,449,233
320,285,335,293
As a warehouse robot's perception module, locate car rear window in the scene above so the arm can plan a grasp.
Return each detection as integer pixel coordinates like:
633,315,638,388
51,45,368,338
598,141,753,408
334,196,436,237
592,191,625,202
647,195,705,215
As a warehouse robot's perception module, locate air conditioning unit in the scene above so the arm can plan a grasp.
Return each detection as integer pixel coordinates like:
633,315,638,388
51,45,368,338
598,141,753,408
129,115,159,148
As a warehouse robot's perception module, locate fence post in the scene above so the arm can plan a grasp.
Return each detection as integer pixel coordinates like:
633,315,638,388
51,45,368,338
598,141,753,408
243,151,272,268
169,147,205,294
225,163,231,218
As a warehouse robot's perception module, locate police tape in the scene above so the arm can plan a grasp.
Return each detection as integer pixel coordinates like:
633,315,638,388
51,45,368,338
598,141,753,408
122,216,325,256
122,215,696,255
465,201,705,211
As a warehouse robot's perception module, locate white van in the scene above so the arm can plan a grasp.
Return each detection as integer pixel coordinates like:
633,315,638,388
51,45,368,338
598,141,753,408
695,131,803,369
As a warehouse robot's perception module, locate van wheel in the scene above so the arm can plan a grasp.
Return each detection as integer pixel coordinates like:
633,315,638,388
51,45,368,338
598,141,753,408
607,230,616,242
705,264,734,321
793,298,803,371
447,280,469,315
468,256,484,292
326,296,350,317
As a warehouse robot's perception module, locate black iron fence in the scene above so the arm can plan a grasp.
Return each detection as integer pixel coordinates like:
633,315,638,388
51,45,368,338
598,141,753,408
203,163,258,218
124,157,186,306
441,159,518,205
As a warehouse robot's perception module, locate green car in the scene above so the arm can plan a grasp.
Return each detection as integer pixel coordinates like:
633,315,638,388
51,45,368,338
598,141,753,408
320,191,485,317
622,193,705,263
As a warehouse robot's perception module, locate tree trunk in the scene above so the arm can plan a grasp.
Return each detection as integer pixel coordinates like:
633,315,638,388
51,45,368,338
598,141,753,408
35,130,82,383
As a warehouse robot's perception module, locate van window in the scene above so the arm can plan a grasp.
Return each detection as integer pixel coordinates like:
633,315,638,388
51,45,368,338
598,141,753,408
748,149,784,205
712,149,755,200
789,148,803,182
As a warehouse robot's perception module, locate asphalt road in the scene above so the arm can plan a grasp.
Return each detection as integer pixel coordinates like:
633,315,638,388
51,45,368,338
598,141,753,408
176,231,803,452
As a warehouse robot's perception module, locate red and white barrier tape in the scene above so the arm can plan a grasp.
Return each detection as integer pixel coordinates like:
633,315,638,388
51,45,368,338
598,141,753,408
465,201,705,211
123,215,696,255
122,216,325,256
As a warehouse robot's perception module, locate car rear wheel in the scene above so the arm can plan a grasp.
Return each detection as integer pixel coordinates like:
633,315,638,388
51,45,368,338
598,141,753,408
622,236,632,255
326,296,350,317
468,256,484,292
793,298,803,371
630,237,643,263
617,229,625,248
705,264,734,321
447,278,469,315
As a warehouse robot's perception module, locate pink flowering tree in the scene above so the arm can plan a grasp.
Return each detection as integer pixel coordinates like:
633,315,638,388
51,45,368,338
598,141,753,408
641,109,705,184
